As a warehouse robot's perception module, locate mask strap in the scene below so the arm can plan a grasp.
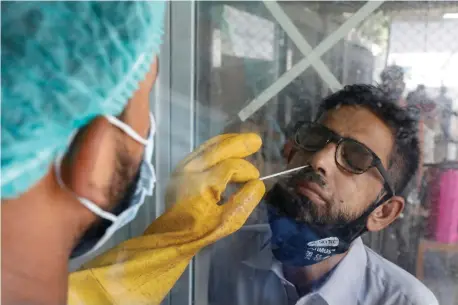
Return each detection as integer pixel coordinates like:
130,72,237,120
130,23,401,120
105,115,148,145
77,196,118,223
54,154,118,223
348,191,392,240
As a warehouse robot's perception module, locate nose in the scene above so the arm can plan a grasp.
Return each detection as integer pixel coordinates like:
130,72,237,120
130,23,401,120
309,143,337,177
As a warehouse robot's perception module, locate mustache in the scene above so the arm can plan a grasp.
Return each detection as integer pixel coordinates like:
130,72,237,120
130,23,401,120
266,166,370,226
289,166,327,188
265,166,326,221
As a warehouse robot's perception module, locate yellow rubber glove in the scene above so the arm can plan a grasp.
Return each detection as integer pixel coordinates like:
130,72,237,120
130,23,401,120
68,133,266,305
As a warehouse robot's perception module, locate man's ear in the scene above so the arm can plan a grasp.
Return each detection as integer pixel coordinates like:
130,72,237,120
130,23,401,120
366,196,405,232
61,116,119,208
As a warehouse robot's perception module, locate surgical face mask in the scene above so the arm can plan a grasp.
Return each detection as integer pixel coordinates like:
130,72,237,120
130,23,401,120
265,180,383,267
56,114,156,261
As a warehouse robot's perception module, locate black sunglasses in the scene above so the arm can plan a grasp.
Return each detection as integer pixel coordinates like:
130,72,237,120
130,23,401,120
294,122,395,197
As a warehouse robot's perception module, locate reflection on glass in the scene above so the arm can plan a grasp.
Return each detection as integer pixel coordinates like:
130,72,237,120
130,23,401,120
194,1,458,305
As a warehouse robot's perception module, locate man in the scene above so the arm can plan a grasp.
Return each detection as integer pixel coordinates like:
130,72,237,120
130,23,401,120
436,86,456,142
209,84,438,305
406,84,437,186
380,65,407,107
407,85,434,110
2,2,265,305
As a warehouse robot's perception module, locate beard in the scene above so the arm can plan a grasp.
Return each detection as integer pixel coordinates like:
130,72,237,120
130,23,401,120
265,167,357,226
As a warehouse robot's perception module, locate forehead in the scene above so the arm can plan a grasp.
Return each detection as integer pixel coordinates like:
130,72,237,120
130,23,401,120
319,106,394,166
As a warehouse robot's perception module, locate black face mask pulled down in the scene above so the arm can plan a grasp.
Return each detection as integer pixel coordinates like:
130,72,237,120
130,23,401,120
265,172,386,267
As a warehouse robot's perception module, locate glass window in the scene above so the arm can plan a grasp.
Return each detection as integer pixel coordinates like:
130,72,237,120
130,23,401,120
190,2,458,305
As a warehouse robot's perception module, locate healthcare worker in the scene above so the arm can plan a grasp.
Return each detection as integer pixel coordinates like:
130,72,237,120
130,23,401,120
1,2,265,305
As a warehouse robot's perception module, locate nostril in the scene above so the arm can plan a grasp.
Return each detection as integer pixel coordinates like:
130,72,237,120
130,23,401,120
317,167,326,176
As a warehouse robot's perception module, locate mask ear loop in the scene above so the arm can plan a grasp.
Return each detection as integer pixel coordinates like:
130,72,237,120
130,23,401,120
346,190,392,241
105,115,148,146
54,152,118,223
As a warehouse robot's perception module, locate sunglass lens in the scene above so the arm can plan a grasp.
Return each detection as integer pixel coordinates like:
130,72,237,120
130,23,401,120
337,140,373,173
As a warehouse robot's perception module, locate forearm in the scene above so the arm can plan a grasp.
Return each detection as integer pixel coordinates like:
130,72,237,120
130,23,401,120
68,226,215,305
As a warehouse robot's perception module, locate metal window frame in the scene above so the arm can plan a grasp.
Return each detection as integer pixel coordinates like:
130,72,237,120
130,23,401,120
159,1,197,305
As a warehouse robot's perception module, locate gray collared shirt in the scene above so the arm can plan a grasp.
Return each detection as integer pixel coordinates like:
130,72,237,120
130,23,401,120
208,234,438,305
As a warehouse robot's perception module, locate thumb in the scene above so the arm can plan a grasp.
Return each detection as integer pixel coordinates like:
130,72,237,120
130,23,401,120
219,180,265,232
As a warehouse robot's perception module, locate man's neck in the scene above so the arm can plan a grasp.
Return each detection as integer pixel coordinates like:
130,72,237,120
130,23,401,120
2,171,96,305
283,252,347,294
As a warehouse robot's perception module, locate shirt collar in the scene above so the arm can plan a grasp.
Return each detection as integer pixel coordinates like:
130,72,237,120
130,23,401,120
318,237,366,305
243,236,367,305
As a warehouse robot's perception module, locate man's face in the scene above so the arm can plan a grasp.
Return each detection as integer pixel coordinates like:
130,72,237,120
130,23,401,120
275,106,394,225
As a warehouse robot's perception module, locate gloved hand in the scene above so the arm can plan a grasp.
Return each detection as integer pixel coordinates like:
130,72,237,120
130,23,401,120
68,133,265,305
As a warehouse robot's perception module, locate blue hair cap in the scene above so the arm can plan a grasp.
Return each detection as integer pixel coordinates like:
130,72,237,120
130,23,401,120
1,1,165,198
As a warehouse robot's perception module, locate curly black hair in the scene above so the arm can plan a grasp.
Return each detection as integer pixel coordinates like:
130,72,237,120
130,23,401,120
316,84,420,196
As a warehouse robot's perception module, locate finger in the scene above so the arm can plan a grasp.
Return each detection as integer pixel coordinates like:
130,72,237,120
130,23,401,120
174,134,237,173
219,180,266,231
204,158,259,205
209,158,260,186
182,133,262,173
